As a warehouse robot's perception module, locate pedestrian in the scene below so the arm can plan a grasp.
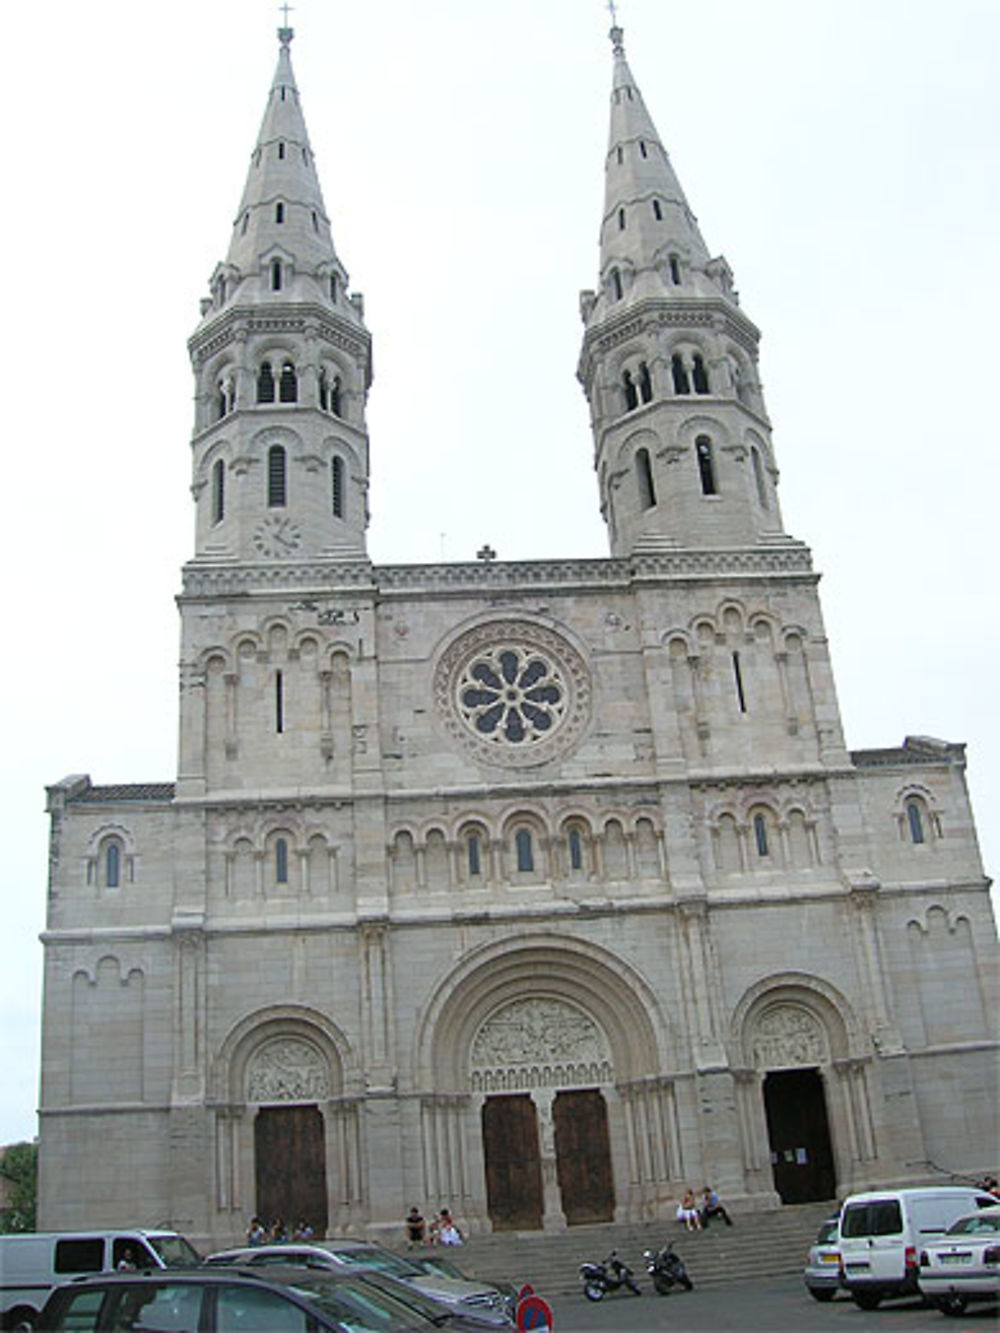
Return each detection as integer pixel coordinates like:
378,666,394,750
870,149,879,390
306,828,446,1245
700,1185,733,1227
405,1205,427,1247
246,1216,267,1246
676,1188,702,1232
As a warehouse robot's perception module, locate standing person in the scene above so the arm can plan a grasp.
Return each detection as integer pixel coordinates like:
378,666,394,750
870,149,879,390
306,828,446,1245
405,1206,427,1247
676,1188,702,1232
701,1185,733,1227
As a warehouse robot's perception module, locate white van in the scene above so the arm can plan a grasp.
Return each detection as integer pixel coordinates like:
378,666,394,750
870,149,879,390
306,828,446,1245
0,1229,199,1329
838,1186,997,1309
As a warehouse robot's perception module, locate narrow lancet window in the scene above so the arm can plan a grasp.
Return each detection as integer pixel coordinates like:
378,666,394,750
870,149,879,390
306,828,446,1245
752,447,769,508
267,445,286,507
611,267,623,301
669,255,681,285
275,836,288,882
278,141,285,159
753,813,769,857
568,827,583,871
332,456,345,518
623,369,638,411
330,376,342,417
671,354,691,394
653,199,662,220
275,202,284,224
692,354,710,394
636,447,656,509
270,259,282,291
696,436,718,495
211,458,225,525
105,842,121,889
618,207,626,230
639,361,653,403
275,671,285,734
257,361,275,403
732,651,747,712
467,834,482,878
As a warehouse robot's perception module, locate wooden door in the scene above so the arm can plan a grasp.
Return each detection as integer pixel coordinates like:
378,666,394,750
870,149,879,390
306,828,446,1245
482,1095,544,1231
254,1104,328,1235
553,1088,615,1224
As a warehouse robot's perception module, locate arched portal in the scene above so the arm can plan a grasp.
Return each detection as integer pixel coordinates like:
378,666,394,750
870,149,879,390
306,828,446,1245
416,936,676,1230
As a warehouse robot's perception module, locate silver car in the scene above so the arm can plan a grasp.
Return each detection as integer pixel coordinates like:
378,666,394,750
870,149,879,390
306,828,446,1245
918,1206,1000,1317
205,1241,513,1325
803,1217,842,1302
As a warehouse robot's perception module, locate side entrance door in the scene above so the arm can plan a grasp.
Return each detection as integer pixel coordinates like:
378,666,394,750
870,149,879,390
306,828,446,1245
553,1088,615,1224
254,1104,328,1234
482,1094,544,1230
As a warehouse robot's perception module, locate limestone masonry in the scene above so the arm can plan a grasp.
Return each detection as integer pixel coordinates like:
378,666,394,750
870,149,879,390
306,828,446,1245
40,21,997,1246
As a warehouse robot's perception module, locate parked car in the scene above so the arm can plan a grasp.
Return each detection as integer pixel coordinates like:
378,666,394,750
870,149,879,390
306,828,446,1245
918,1206,1000,1317
405,1253,517,1319
803,1216,841,1302
0,1229,200,1331
838,1186,997,1310
204,1241,511,1324
37,1266,438,1333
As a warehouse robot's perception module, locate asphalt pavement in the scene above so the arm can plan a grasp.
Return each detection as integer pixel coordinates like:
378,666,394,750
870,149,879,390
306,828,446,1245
543,1277,997,1331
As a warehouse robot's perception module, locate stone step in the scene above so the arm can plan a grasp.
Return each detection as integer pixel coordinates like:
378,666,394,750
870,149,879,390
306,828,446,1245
395,1201,835,1296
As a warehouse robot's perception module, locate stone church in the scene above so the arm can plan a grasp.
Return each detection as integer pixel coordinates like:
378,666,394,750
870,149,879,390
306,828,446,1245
40,21,997,1245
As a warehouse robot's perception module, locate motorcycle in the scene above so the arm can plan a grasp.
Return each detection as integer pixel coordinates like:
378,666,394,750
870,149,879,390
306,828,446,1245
579,1251,641,1301
644,1241,694,1294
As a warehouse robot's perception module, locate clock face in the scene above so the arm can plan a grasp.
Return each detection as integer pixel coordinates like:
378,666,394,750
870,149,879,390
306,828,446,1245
253,514,302,558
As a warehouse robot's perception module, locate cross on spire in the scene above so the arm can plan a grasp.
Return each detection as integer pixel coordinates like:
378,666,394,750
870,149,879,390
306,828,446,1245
280,2,294,26
607,0,619,25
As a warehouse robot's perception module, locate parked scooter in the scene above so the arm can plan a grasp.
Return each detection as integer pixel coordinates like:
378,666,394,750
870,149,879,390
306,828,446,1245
644,1241,694,1294
579,1251,641,1301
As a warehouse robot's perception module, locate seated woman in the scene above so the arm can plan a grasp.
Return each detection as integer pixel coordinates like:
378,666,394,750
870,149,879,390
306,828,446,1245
676,1188,702,1232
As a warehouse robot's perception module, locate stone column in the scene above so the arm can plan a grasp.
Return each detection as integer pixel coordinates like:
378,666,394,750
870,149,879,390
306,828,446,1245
533,1090,567,1231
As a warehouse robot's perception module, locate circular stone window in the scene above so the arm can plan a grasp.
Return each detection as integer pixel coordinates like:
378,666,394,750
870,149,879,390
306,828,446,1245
435,620,591,768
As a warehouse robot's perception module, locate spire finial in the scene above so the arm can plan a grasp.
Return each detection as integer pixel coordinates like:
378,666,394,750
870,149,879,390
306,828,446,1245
278,3,294,45
607,0,625,55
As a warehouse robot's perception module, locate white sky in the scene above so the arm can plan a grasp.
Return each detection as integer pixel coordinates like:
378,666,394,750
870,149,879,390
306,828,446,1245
1,0,997,1145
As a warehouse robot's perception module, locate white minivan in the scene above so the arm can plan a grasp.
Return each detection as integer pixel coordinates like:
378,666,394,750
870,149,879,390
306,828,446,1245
838,1187,997,1309
0,1229,199,1330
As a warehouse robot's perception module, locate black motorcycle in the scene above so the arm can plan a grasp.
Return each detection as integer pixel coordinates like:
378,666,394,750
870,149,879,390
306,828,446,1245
644,1241,694,1294
579,1250,641,1301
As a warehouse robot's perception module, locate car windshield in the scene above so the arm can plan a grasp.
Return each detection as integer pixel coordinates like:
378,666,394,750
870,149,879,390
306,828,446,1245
327,1248,422,1279
147,1235,202,1268
287,1273,426,1331
947,1213,1000,1236
816,1221,838,1244
355,1273,449,1321
414,1257,465,1281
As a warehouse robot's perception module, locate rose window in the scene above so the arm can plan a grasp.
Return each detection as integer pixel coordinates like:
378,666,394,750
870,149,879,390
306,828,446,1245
457,647,567,746
436,620,591,768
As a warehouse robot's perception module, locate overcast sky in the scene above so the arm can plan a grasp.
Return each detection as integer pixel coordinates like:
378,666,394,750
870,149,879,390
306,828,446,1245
1,0,996,1146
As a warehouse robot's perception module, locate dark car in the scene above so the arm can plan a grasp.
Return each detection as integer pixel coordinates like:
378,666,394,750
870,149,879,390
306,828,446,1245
38,1266,448,1333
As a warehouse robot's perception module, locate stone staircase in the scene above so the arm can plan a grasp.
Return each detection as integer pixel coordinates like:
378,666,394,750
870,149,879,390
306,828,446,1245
400,1202,836,1296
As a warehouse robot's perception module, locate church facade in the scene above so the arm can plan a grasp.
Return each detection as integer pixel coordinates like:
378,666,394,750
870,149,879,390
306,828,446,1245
40,24,997,1245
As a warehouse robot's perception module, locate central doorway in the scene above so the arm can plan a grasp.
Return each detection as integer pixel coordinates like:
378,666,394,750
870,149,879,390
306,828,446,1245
554,1088,615,1224
254,1104,328,1234
763,1068,835,1203
482,1095,544,1231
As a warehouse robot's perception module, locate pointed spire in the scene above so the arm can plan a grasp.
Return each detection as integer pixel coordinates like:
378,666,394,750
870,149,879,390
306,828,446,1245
594,23,714,314
221,25,348,301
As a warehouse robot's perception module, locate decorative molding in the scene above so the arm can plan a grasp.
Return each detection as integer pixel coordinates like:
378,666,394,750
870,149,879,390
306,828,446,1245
246,1037,330,1103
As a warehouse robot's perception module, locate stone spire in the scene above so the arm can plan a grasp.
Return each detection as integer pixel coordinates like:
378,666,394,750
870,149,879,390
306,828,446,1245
579,22,789,558
185,26,373,566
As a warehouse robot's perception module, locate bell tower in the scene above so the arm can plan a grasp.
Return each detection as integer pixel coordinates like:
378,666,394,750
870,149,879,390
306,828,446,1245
579,24,791,558
186,25,372,566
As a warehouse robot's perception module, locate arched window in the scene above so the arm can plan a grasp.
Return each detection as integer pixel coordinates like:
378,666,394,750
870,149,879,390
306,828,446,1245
211,458,225,525
639,361,653,403
753,812,769,857
329,375,342,417
639,139,647,158
270,259,282,291
257,361,275,403
636,447,656,509
906,800,926,845
332,456,345,518
278,361,297,403
275,202,285,224
275,837,289,884
216,383,227,420
105,841,121,889
329,273,338,302
267,445,286,507
568,827,584,872
671,354,691,394
278,141,286,160
692,354,710,394
622,369,638,411
467,833,482,878
669,255,681,285
752,447,769,508
611,267,623,301
311,210,319,233
618,207,626,231
652,199,662,220
696,436,718,495
515,829,534,873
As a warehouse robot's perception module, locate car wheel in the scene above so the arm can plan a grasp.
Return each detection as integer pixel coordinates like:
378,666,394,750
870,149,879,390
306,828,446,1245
938,1294,968,1317
6,1309,36,1332
808,1287,836,1302
852,1291,882,1310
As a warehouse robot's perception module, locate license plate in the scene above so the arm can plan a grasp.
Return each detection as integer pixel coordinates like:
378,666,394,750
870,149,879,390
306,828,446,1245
939,1254,972,1265
846,1263,870,1273
820,1254,839,1264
